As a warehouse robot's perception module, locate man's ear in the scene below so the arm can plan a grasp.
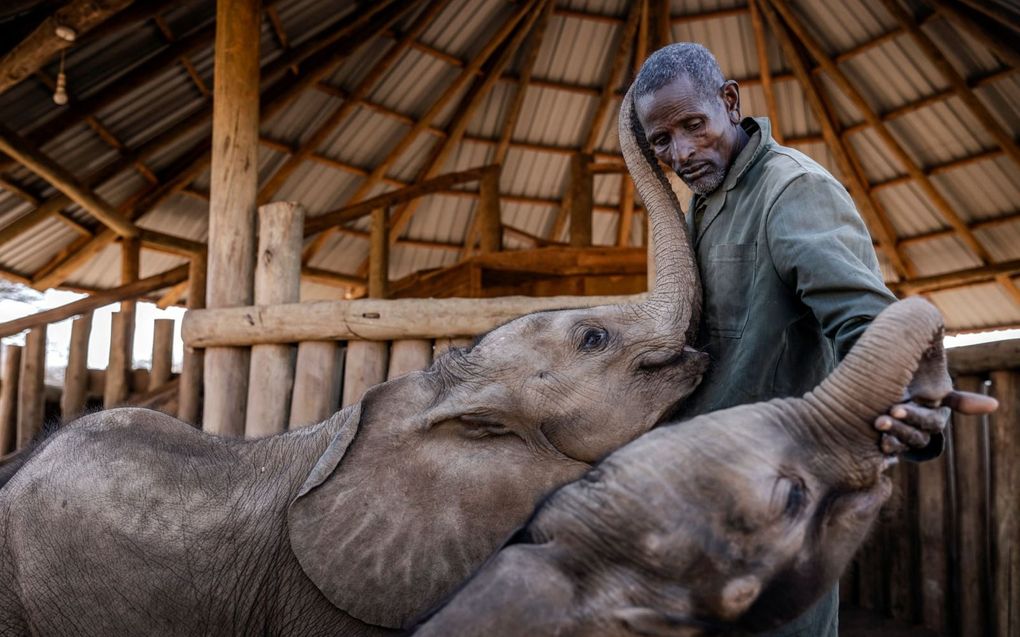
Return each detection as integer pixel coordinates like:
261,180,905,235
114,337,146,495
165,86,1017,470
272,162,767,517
720,79,741,124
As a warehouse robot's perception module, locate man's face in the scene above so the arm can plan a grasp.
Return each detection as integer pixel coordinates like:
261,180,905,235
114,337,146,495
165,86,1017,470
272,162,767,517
635,75,743,195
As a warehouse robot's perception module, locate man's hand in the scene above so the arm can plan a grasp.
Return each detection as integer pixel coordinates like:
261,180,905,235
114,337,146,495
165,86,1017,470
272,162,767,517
874,390,999,456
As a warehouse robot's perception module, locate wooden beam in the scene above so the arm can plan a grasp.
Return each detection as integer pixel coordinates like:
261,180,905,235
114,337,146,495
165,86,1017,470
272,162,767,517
881,0,1020,169
183,293,643,347
893,258,1020,295
0,0,133,96
300,266,366,288
567,152,594,247
898,210,1020,249
369,207,389,299
957,0,1020,34
582,0,642,154
0,174,40,206
0,124,137,238
749,0,783,143
177,252,205,424
103,311,131,407
948,339,1020,375
17,326,46,449
0,345,21,454
759,0,910,279
0,264,188,339
149,318,175,391
926,0,1020,68
477,167,502,253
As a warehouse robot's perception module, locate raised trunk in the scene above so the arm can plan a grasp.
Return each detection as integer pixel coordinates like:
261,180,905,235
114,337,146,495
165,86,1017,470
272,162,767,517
618,86,701,342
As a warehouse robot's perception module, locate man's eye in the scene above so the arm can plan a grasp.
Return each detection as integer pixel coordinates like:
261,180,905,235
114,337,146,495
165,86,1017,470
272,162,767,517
652,135,669,148
686,119,703,132
579,328,608,352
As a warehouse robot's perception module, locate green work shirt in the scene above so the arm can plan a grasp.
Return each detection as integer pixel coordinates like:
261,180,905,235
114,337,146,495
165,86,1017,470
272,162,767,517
675,117,897,637
677,116,897,419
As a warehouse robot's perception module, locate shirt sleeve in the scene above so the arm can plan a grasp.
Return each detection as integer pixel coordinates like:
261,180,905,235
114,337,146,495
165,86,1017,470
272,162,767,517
765,170,897,360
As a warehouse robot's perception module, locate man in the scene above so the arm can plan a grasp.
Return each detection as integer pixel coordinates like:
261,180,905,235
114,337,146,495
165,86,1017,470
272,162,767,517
632,43,997,636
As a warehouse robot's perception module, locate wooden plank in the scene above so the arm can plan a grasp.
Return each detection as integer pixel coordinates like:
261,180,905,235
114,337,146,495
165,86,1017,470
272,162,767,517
183,294,641,347
104,312,131,408
918,435,951,634
61,313,93,423
0,0,134,96
290,342,342,427
0,345,21,455
895,259,1020,295
989,370,1019,637
582,0,642,153
567,152,594,247
178,253,206,425
477,167,502,253
149,318,175,391
245,202,303,438
202,0,262,437
749,0,783,142
0,264,188,339
119,236,139,383
387,339,432,379
949,339,1020,375
369,207,389,299
0,123,137,238
951,375,990,637
303,165,499,233
17,326,46,448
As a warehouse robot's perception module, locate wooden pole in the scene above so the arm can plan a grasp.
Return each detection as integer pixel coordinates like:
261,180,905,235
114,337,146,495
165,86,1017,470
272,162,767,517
178,253,206,424
61,313,93,422
369,207,390,299
952,375,990,637
289,342,342,428
748,0,783,143
119,236,139,384
17,326,46,449
203,0,261,437
104,312,130,407
387,340,432,379
477,168,502,253
245,202,303,438
0,345,21,454
568,152,594,247
990,370,1019,637
582,0,642,154
148,318,175,390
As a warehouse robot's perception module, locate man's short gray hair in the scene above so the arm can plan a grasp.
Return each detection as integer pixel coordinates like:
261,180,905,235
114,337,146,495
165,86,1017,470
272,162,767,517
633,43,726,102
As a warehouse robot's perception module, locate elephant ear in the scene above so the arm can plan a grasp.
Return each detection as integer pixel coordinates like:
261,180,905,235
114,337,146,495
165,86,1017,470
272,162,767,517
287,372,585,629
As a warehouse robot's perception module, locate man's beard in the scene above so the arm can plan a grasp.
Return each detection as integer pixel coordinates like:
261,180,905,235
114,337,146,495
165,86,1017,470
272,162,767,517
681,165,726,196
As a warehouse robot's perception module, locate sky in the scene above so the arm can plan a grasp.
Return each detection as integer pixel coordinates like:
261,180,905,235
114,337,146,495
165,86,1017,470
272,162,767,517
0,285,1018,385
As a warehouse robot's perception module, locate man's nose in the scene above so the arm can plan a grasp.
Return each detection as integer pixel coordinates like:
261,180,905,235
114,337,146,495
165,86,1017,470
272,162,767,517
670,137,694,171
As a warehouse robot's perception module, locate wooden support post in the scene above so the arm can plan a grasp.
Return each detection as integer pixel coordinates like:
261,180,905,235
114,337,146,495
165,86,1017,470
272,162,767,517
918,436,950,635
748,0,783,143
386,340,432,380
149,318,175,391
568,152,594,247
104,312,130,408
990,370,1019,637
617,176,635,247
203,0,262,437
17,326,46,449
245,202,304,438
582,0,642,154
477,167,502,253
61,313,93,422
369,207,389,300
290,342,342,427
952,375,989,637
119,235,139,378
0,345,21,454
178,253,206,424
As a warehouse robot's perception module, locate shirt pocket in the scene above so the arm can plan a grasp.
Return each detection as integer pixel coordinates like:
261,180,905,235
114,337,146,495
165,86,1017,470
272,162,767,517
704,242,757,338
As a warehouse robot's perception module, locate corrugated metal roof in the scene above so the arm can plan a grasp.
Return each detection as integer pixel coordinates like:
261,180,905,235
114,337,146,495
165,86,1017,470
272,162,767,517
0,0,1017,331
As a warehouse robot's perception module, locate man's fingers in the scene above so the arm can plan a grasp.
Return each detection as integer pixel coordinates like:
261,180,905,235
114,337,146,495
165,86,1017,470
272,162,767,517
875,416,931,449
943,390,999,415
881,433,908,455
887,403,951,433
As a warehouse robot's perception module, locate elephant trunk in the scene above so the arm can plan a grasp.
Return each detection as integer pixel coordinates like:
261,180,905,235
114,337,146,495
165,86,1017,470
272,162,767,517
799,297,948,467
618,86,701,343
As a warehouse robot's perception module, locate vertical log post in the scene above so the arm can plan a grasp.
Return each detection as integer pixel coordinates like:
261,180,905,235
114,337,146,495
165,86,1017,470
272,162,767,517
120,237,139,362
369,207,389,300
245,201,303,438
0,345,22,454
17,326,46,448
478,167,502,253
952,375,989,637
149,318,175,390
104,312,130,407
61,312,92,422
203,0,261,436
178,252,206,424
990,370,1019,637
387,340,432,380
568,152,594,247
289,342,342,428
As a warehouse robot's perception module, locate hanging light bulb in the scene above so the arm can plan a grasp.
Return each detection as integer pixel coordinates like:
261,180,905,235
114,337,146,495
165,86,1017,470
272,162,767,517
53,51,68,105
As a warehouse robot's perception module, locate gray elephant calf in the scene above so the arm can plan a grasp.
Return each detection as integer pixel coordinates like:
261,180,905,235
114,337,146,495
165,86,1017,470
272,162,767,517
415,297,956,636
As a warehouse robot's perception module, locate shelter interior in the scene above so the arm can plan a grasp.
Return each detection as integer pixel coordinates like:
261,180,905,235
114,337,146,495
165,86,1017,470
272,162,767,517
0,1,1018,636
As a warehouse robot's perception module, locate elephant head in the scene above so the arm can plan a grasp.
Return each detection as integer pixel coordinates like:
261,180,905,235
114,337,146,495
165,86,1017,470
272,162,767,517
286,83,704,629
413,296,952,636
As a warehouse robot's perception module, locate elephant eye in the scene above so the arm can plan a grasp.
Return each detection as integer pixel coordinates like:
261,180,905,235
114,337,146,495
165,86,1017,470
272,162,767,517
579,327,609,352
783,477,807,518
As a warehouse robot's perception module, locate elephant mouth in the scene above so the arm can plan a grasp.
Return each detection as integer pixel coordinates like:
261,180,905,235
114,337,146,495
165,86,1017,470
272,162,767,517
636,346,709,373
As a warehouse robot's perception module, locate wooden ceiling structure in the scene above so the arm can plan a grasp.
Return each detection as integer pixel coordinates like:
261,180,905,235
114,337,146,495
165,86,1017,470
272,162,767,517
0,0,1018,332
